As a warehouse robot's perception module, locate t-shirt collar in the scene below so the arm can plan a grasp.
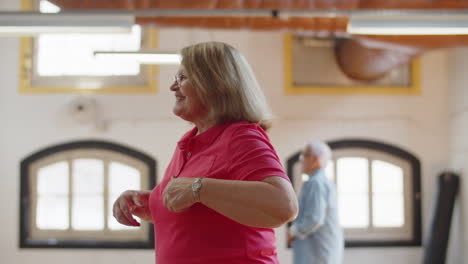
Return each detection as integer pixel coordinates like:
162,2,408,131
177,122,233,151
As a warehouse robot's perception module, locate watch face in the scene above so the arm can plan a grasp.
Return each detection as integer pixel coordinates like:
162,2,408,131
192,182,201,191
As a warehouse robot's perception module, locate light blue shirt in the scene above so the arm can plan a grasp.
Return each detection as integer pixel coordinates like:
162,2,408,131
290,169,344,264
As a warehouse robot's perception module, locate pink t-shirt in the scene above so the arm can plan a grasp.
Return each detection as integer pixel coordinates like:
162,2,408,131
149,121,289,264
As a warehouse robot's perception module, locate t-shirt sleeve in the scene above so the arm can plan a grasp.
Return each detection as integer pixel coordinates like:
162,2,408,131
226,125,289,182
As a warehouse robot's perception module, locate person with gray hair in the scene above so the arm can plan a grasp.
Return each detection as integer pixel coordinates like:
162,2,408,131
288,141,344,264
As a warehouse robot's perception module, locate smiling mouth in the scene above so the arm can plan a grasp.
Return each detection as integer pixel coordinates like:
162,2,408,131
175,95,185,102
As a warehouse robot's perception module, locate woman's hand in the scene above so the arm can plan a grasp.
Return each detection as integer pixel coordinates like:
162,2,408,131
113,190,152,226
163,177,197,213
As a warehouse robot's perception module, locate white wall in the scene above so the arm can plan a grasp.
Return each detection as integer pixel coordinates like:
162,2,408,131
447,47,468,264
0,1,460,263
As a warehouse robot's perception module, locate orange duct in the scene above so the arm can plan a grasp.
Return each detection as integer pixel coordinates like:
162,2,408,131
335,38,422,81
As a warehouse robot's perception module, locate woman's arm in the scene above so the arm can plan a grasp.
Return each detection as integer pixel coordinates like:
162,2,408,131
202,176,298,228
113,190,153,226
163,176,298,228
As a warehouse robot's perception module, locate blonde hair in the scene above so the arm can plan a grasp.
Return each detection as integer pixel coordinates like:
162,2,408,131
180,41,273,131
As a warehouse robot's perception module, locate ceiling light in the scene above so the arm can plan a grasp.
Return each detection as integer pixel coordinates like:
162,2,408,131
0,12,134,35
94,51,182,65
348,13,468,35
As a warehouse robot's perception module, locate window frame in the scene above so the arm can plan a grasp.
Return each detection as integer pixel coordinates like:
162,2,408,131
286,139,422,247
333,149,413,241
19,0,159,94
20,140,157,249
283,33,421,95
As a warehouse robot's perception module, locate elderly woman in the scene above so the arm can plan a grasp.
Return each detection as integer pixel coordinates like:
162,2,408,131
113,41,298,264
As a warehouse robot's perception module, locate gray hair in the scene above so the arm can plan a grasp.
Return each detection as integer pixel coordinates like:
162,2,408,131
180,41,273,131
304,141,332,168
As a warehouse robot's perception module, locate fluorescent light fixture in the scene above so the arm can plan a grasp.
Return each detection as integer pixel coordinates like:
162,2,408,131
94,51,182,65
0,12,134,35
348,13,468,35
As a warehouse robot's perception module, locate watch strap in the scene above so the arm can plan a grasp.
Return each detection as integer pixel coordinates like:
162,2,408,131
192,177,203,202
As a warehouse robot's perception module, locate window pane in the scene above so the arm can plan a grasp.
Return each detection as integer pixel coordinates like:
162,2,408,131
37,161,69,194
72,159,104,230
37,26,141,76
72,195,104,230
109,162,141,194
325,160,334,182
108,162,141,230
372,160,404,193
37,196,68,230
373,195,404,227
336,157,369,228
372,160,405,227
339,194,369,228
336,157,368,193
301,173,310,182
40,0,60,13
36,162,69,230
73,159,104,194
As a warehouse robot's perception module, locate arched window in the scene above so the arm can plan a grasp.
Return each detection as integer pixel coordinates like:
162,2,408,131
20,140,157,248
287,139,421,247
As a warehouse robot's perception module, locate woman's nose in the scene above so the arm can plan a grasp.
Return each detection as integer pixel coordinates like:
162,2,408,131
170,81,178,91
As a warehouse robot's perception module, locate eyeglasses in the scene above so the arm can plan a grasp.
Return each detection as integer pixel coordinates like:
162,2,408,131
174,73,188,86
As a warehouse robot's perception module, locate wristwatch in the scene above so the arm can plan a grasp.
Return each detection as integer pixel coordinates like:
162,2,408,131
192,177,203,202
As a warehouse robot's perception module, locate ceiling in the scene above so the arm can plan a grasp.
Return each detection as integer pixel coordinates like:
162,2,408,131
48,0,468,81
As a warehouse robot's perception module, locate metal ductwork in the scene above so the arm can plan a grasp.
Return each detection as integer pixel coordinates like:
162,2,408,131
335,38,422,81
